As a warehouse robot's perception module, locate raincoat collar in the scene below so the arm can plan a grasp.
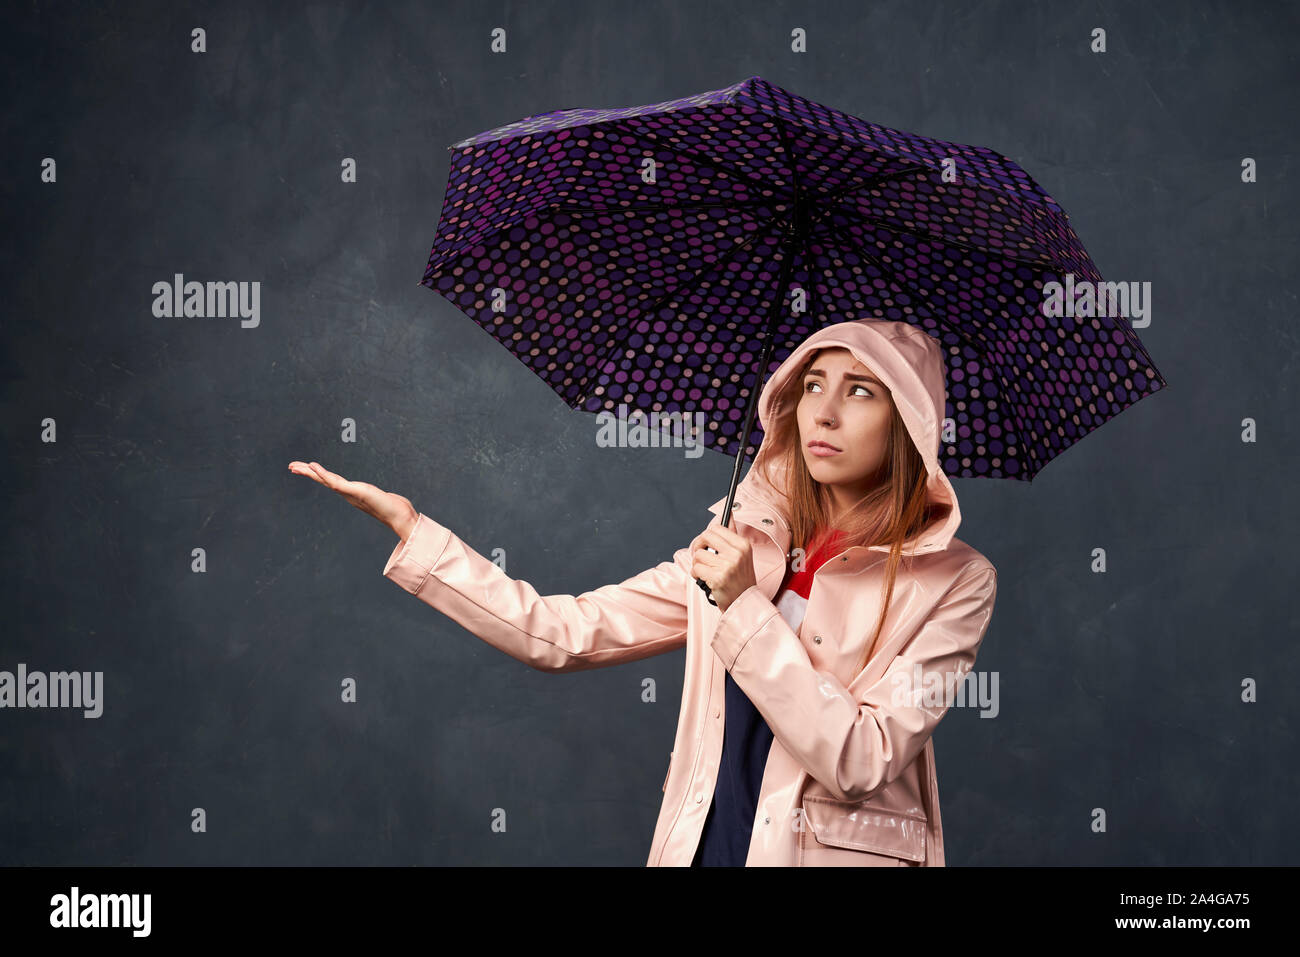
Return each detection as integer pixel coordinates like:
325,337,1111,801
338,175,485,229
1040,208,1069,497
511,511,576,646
707,319,962,558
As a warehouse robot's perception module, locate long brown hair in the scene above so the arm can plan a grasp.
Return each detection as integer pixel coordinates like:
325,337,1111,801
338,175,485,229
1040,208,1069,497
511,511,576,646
756,348,943,676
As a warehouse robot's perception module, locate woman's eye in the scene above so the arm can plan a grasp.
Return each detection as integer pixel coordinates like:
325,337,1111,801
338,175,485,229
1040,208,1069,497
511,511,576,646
803,381,872,397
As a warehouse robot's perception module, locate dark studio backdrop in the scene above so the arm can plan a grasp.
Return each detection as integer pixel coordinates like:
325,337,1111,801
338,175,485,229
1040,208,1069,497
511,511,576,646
1,0,1296,867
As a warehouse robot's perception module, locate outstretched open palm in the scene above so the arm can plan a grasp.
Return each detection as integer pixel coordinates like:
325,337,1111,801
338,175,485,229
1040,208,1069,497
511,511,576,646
288,461,418,542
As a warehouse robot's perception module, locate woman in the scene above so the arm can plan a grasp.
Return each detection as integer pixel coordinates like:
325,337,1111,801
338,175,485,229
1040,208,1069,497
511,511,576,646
289,317,997,866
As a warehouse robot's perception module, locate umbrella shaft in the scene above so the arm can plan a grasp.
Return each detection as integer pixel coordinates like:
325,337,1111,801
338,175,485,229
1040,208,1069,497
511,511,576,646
719,222,804,530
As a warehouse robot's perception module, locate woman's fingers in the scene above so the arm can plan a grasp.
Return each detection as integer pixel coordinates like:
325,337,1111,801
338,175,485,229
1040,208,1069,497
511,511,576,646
290,460,392,513
290,461,352,491
696,529,737,560
306,461,345,487
287,461,336,487
705,525,745,549
692,542,725,582
289,461,363,504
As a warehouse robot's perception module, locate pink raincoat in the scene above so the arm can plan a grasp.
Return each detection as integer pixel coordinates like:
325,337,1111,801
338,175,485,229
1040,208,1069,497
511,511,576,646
382,318,998,865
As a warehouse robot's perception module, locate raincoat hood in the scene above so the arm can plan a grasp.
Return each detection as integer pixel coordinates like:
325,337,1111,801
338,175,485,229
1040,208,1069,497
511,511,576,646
715,318,962,555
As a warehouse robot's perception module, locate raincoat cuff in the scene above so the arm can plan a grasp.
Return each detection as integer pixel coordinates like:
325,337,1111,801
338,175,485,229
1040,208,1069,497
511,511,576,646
710,584,780,672
382,512,452,594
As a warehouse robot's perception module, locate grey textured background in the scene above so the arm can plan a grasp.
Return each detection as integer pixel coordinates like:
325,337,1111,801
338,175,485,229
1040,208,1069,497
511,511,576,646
2,0,1296,866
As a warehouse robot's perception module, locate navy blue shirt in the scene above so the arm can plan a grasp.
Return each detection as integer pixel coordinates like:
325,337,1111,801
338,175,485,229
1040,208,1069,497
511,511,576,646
691,670,775,866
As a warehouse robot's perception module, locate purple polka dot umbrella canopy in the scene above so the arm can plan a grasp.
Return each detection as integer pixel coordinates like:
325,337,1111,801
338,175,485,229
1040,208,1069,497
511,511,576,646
419,74,1167,483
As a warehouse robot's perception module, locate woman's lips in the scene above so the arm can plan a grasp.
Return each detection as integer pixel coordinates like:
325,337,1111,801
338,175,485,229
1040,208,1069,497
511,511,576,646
808,442,841,457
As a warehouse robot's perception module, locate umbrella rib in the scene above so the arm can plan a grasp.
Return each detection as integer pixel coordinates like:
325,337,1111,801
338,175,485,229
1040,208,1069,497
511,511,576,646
580,113,934,212
557,145,926,220
815,215,959,325
772,114,803,200
785,124,1065,239
572,221,783,406
807,162,932,205
555,196,785,217
759,107,936,207
832,201,1059,270
628,125,797,203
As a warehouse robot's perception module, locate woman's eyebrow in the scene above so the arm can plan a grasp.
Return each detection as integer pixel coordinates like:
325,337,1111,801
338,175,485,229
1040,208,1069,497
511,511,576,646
804,367,886,389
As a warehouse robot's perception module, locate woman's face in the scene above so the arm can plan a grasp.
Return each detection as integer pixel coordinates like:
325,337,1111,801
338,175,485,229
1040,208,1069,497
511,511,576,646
796,347,894,502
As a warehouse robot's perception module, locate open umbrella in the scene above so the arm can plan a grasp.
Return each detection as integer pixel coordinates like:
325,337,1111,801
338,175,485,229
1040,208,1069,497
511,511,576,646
418,74,1167,601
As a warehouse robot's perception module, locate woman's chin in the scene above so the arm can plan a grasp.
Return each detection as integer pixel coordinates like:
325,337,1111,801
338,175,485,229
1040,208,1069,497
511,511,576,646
803,455,841,478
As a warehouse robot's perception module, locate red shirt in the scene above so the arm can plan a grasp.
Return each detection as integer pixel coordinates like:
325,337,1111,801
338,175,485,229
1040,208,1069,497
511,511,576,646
775,526,846,629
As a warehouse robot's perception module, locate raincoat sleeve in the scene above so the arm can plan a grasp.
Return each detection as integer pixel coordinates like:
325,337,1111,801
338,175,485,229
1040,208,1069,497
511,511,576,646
710,562,997,803
382,512,692,673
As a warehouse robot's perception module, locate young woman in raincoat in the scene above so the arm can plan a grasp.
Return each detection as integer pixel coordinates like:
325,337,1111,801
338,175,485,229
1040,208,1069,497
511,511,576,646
289,317,998,866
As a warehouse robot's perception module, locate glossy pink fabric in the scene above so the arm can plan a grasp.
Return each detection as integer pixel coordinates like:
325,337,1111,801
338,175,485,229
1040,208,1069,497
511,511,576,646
383,318,998,865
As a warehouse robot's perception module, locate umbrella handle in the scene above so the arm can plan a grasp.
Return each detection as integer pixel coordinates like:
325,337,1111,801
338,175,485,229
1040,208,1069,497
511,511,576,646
695,543,719,606
695,577,718,607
